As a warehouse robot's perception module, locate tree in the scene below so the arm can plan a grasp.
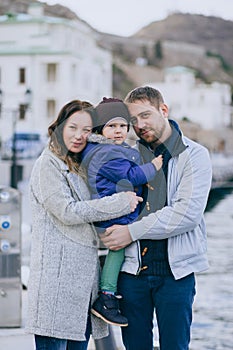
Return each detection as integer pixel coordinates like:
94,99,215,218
154,40,163,60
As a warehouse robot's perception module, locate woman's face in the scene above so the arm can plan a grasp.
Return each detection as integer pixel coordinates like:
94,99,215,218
63,111,92,153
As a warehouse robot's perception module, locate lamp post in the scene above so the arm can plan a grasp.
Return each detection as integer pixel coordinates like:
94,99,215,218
10,88,32,188
0,89,2,118
10,109,19,188
0,89,2,149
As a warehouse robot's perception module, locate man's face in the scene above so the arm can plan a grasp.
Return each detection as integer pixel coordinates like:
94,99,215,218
127,100,167,144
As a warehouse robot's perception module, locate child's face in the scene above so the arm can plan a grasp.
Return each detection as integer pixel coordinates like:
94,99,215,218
102,118,128,144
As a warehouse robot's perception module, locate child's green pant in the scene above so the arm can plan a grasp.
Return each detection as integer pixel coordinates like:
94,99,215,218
100,248,125,293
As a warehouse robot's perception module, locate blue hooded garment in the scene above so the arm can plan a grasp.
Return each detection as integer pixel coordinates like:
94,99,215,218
80,134,157,231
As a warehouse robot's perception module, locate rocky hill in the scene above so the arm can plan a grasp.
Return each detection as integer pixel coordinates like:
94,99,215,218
97,13,233,97
0,0,78,20
134,13,233,68
1,1,232,98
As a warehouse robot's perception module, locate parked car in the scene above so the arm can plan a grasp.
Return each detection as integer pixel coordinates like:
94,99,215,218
1,132,47,160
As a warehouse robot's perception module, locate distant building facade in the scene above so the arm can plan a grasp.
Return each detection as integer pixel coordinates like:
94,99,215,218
149,66,232,130
0,3,112,141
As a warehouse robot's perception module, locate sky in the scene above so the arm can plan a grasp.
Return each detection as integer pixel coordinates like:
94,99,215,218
42,0,233,36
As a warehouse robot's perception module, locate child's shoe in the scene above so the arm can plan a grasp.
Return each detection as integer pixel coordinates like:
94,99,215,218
91,293,128,327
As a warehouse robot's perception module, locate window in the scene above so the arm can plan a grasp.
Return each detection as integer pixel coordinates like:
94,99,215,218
47,64,57,82
19,68,26,84
19,104,27,120
47,99,56,119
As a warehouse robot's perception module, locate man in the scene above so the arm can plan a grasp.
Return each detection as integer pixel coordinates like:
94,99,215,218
101,86,212,350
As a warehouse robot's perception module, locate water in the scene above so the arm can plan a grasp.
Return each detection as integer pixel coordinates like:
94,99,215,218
191,188,233,349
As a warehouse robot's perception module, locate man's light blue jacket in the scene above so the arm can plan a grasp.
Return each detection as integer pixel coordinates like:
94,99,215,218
122,136,212,280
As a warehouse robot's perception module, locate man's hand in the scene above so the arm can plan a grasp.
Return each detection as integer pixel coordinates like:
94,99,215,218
101,225,132,250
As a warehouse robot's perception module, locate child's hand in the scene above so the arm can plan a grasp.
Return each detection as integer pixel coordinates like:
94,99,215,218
151,154,163,171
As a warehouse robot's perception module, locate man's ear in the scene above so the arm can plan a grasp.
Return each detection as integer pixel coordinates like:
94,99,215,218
159,104,169,117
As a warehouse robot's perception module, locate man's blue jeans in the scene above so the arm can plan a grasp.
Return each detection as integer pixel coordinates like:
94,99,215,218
34,316,91,350
118,272,196,350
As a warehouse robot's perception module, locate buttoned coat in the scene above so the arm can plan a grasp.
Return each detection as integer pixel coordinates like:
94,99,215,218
122,136,212,280
26,147,132,341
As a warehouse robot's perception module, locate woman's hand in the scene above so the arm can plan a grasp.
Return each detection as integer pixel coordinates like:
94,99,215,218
125,191,143,212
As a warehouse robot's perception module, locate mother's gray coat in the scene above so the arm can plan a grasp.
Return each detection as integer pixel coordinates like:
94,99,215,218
26,148,132,341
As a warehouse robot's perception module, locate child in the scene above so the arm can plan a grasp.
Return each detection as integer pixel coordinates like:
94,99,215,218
81,98,163,326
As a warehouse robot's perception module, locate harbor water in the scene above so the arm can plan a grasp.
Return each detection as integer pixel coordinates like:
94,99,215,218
190,186,233,349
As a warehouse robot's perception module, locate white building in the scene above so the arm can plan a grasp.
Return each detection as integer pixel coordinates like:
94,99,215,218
0,3,112,141
149,66,232,130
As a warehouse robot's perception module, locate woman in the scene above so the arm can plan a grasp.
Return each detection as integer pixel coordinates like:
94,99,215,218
26,100,142,350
